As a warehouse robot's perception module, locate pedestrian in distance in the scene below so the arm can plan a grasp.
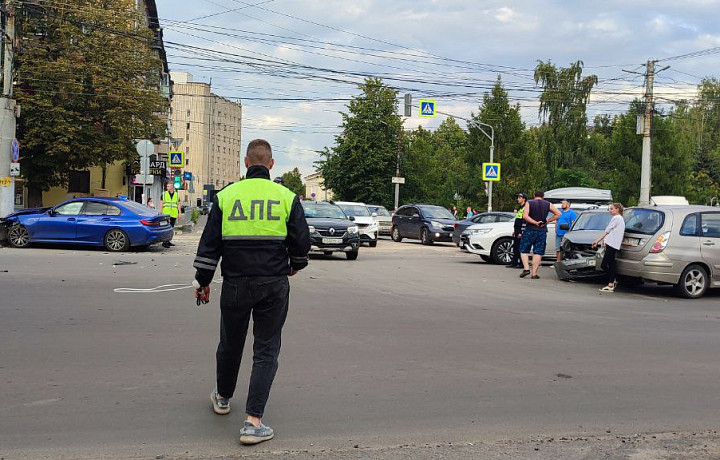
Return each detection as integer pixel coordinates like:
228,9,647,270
193,139,311,445
146,198,155,209
506,193,527,269
592,203,625,292
160,182,181,248
466,206,473,219
452,206,458,219
555,199,578,262
519,191,561,279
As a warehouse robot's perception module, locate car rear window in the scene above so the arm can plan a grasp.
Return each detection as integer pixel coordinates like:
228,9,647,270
122,201,155,215
624,208,665,235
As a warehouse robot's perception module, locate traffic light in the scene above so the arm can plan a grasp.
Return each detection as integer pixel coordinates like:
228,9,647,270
173,170,182,189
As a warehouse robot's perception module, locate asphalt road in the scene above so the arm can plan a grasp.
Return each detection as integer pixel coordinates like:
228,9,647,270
1,234,719,459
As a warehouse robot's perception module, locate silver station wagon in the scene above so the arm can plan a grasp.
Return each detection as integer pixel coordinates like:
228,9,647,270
616,206,720,299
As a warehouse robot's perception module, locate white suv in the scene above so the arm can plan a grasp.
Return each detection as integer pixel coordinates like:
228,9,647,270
460,220,557,264
334,201,379,247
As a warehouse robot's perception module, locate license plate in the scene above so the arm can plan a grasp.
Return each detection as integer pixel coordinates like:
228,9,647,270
159,220,168,226
622,237,640,246
587,259,596,267
322,238,343,244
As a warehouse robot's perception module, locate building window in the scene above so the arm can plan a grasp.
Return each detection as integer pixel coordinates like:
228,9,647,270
68,170,90,193
186,109,190,118
186,122,190,130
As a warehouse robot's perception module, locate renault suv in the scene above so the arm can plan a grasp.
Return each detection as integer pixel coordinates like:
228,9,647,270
301,201,360,260
616,206,720,298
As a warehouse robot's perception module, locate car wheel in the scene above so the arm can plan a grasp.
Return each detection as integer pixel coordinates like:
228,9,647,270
490,237,513,264
8,225,30,248
420,227,434,245
479,255,491,263
104,229,130,252
391,226,402,242
346,250,359,260
674,264,709,299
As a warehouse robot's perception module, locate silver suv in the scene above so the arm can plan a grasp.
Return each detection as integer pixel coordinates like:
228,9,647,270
616,206,720,299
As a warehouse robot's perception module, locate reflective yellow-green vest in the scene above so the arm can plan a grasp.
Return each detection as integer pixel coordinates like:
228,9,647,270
515,207,524,219
217,179,296,240
162,191,180,218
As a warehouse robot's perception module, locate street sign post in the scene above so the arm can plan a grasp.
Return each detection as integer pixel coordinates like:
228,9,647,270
391,176,406,184
169,151,184,168
482,163,500,182
418,99,437,118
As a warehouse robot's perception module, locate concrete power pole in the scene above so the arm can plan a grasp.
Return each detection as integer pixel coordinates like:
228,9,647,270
638,59,655,206
0,0,16,218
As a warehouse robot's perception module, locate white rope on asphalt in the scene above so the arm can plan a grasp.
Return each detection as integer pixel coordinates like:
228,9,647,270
114,280,222,294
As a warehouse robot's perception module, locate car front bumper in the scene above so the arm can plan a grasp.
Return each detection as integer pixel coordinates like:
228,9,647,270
555,257,603,280
459,234,492,256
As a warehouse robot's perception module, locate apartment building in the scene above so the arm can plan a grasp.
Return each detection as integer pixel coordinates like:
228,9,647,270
170,71,243,205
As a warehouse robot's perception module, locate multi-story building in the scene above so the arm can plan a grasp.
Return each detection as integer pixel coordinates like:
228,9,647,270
305,171,334,201
169,71,243,206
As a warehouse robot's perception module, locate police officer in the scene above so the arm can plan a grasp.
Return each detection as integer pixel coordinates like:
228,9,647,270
193,139,310,445
507,193,527,269
160,182,181,248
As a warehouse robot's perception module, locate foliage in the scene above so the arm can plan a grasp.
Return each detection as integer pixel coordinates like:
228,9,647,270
281,167,306,197
534,61,598,172
16,0,168,205
318,78,401,208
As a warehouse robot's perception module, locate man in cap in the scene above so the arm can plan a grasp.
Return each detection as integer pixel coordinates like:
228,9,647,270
555,199,578,262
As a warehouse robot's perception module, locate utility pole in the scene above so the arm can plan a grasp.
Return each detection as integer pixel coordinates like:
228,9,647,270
469,120,495,211
0,0,16,218
638,59,655,206
394,126,402,211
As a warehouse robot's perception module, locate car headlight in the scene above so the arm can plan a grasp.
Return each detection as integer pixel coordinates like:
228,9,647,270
347,226,358,234
430,220,443,229
308,225,316,233
466,228,492,235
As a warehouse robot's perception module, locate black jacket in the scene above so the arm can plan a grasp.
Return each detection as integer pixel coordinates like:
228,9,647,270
193,166,311,286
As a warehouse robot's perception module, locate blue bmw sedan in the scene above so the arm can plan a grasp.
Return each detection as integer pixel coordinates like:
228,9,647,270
0,197,174,251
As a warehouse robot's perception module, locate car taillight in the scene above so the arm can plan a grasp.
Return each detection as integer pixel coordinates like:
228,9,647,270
454,223,458,229
649,231,670,253
140,219,159,226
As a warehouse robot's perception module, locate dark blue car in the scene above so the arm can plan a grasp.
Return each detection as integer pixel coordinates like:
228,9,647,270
0,197,174,251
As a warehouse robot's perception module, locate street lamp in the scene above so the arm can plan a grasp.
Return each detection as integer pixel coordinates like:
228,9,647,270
469,120,495,211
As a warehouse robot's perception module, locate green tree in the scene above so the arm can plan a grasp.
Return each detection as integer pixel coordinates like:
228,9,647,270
534,60,598,171
281,167,306,197
16,0,168,205
318,78,401,208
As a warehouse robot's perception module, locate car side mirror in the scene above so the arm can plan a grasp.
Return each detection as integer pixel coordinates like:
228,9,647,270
47,209,56,216
371,212,378,217
348,216,355,221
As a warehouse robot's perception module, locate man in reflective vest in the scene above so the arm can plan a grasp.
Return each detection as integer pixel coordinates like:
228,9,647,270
193,139,310,445
160,182,181,248
507,193,527,269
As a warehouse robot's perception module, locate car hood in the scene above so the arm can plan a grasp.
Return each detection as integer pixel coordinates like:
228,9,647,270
1,207,50,220
563,230,605,244
351,216,375,225
428,218,457,226
305,217,353,229
465,221,513,232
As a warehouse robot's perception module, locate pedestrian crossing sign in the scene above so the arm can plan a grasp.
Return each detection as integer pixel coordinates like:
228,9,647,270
169,150,184,168
419,99,436,117
482,162,501,181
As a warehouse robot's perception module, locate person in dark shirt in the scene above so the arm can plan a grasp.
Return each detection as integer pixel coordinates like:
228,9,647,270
519,191,560,279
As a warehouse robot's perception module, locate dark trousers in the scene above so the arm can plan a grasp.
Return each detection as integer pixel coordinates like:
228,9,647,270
601,246,618,284
511,234,522,266
216,275,290,417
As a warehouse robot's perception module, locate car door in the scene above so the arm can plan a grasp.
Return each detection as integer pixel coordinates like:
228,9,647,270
76,201,122,244
31,201,83,241
406,207,421,238
699,212,720,283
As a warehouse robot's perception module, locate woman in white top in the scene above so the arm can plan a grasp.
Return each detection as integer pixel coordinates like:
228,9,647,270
592,203,625,292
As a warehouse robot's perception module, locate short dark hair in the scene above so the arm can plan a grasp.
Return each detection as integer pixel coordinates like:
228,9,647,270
246,139,273,166
534,191,544,198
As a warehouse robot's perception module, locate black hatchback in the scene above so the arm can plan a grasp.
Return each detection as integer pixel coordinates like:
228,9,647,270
301,201,360,260
391,204,457,245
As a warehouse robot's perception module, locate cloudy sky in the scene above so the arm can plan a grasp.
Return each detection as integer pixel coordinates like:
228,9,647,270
154,0,720,178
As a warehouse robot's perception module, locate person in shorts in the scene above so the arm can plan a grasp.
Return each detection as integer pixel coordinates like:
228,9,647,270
519,191,560,279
